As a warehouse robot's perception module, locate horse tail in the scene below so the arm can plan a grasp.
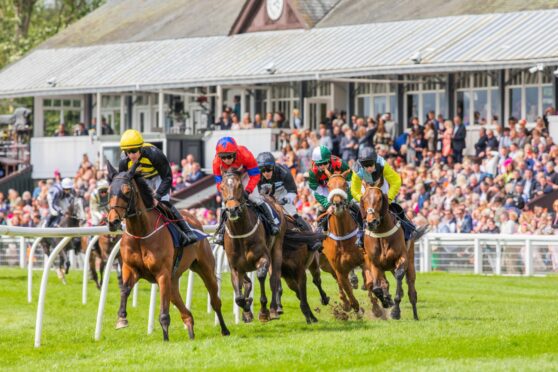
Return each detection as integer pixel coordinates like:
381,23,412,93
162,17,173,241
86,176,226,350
283,229,325,251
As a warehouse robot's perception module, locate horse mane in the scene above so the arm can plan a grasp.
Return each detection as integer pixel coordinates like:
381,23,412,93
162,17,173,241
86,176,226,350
132,174,155,208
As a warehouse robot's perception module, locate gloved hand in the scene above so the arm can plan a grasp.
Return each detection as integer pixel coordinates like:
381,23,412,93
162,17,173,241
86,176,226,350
279,197,289,205
50,209,59,217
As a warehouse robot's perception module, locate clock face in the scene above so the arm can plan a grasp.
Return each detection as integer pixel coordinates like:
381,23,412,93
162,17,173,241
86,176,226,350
266,0,284,21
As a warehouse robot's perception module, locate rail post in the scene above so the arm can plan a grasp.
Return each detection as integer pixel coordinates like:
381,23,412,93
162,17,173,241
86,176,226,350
82,235,99,305
474,238,482,274
19,236,26,268
525,239,533,276
27,237,43,303
34,237,72,348
94,240,122,341
147,284,157,335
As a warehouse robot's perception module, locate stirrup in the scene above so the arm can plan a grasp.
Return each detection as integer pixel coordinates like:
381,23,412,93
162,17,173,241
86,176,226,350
410,226,429,241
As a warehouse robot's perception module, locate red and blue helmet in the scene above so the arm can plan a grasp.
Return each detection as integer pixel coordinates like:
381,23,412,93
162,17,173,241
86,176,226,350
216,137,238,155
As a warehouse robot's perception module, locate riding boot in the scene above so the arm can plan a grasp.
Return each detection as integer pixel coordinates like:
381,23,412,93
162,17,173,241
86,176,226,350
259,203,280,235
214,210,227,245
166,203,198,246
348,203,364,248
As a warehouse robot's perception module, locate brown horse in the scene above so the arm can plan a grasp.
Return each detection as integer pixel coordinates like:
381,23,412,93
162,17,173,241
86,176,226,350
86,232,120,290
106,161,229,340
360,182,419,320
320,170,383,316
219,168,285,323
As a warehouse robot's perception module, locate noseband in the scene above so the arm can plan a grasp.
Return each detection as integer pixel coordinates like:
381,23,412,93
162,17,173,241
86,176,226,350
365,186,386,226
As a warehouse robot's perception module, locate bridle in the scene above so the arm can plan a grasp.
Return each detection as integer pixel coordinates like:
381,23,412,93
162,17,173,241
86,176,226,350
327,174,349,209
109,175,153,220
364,186,386,226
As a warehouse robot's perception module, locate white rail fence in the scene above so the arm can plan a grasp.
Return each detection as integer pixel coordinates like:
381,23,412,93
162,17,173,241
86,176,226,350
2,225,558,348
0,224,254,348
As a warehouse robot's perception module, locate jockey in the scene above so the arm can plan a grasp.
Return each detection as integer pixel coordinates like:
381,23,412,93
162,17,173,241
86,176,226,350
350,148,428,241
213,137,280,245
256,151,322,251
90,179,110,226
308,145,363,247
118,129,198,245
46,177,75,227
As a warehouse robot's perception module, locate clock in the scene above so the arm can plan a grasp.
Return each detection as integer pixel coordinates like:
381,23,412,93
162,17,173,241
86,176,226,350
266,0,284,21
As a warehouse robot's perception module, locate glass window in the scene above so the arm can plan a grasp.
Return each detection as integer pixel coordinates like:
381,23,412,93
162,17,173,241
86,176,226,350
438,92,447,118
407,94,419,121
373,96,387,117
422,93,436,122
357,97,370,117
63,100,71,107
525,87,539,122
542,86,554,112
456,91,471,125
44,99,52,107
73,100,81,108
53,99,61,107
510,87,522,120
389,95,396,117
491,89,501,123
472,90,488,124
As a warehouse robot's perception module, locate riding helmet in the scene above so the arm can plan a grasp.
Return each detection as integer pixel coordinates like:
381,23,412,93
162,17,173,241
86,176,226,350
216,137,238,157
120,129,144,150
312,146,331,165
256,152,276,168
61,178,74,190
358,147,378,167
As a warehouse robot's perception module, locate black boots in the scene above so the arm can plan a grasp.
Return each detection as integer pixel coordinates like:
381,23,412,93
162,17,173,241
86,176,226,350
294,214,322,252
348,203,364,248
259,203,280,235
167,203,198,246
214,209,227,245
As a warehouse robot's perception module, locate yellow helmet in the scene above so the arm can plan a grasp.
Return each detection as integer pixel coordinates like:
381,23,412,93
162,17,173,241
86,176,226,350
120,129,144,150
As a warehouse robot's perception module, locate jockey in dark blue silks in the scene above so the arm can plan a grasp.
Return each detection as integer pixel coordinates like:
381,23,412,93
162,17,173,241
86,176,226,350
45,177,75,227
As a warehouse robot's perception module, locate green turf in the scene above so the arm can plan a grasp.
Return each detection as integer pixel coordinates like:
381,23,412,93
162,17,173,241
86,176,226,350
0,267,557,371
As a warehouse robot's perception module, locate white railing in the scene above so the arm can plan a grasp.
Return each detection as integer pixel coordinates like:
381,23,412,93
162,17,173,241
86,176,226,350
1,224,253,348
417,233,558,276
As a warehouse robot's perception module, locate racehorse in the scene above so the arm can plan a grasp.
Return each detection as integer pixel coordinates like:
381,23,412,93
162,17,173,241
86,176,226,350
279,215,329,323
219,167,285,323
360,181,419,320
87,230,121,290
41,195,87,284
319,170,383,317
106,161,229,340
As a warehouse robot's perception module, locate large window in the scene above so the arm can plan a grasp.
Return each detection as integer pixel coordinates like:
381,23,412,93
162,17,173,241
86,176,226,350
506,69,554,122
455,72,499,125
404,75,446,124
267,83,300,126
43,97,83,136
355,80,396,119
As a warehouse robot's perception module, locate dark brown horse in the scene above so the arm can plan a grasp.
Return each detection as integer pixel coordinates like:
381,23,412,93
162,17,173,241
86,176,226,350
276,215,329,323
361,182,418,320
219,168,285,323
319,170,383,317
106,161,229,340
86,232,120,290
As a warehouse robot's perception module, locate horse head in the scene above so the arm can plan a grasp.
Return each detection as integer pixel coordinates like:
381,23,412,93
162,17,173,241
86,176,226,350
220,167,245,221
361,178,387,231
326,169,351,216
106,160,150,231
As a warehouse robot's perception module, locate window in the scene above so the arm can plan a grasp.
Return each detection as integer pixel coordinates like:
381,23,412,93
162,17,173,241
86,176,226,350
456,72,498,125
355,80,395,119
42,96,83,136
506,69,554,122
405,75,446,124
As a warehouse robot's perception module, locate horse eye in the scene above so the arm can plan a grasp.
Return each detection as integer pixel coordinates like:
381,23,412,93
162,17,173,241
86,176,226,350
120,184,130,194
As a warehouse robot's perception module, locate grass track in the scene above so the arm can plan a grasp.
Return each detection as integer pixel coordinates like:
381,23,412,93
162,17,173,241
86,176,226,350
0,267,557,371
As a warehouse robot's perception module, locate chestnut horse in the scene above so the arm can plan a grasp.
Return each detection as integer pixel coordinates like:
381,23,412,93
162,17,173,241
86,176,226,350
219,168,285,323
320,170,383,316
106,161,229,340
361,182,419,320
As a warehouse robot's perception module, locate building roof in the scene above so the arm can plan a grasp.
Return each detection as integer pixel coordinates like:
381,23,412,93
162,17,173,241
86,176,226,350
2,9,558,98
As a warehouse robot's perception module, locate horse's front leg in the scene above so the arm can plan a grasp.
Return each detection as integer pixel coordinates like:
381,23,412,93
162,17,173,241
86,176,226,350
391,269,405,320
269,241,283,320
116,263,138,329
337,270,361,314
256,256,270,322
156,272,172,341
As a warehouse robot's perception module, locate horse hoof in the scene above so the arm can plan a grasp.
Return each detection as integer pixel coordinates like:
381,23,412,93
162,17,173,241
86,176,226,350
277,306,284,315
372,307,384,319
115,318,128,329
187,325,195,340
235,297,246,309
270,309,280,320
259,310,270,323
242,311,253,323
391,309,401,320
321,296,330,306
221,328,231,336
310,315,318,323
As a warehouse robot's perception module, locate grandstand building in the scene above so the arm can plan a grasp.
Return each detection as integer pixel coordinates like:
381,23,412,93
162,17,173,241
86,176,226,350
1,0,558,177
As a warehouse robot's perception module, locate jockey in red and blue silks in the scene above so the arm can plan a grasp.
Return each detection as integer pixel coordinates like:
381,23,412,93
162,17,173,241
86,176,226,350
212,136,280,245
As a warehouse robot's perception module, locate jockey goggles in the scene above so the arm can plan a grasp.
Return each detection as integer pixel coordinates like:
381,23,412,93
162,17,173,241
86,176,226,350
316,161,330,167
125,148,140,154
259,165,274,173
219,153,235,160
360,160,376,168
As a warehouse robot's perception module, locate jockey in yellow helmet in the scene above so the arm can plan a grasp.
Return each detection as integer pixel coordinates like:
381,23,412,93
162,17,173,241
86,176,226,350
118,129,198,245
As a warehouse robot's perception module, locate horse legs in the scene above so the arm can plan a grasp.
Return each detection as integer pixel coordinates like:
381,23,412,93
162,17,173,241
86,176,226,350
349,269,359,289
406,241,419,320
156,272,172,341
116,263,138,329
391,270,405,320
285,271,317,324
189,260,230,336
269,242,283,320
308,255,329,305
169,275,195,340
369,263,392,309
232,270,252,323
256,256,270,322
336,270,360,313
276,282,284,315
90,245,101,290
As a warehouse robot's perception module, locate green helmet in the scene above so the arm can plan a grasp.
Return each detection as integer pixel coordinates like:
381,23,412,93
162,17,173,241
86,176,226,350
312,146,331,165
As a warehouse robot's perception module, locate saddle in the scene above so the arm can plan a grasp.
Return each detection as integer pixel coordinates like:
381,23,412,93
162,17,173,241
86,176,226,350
247,199,279,236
